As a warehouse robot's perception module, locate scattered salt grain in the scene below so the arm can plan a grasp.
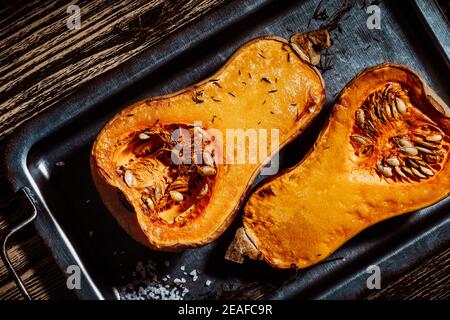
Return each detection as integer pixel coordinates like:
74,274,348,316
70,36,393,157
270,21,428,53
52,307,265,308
117,259,201,300
190,270,198,282
55,161,65,167
205,280,212,286
189,270,197,277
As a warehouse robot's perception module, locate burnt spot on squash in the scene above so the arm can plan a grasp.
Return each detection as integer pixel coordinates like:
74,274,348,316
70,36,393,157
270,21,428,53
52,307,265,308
258,186,275,198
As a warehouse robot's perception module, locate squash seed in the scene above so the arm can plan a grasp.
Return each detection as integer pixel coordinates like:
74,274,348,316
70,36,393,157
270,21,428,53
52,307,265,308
144,197,155,210
375,102,385,122
155,183,163,201
197,183,209,198
139,132,151,140
395,166,408,179
413,138,440,150
199,166,216,176
384,101,392,119
382,166,393,177
203,151,215,167
377,163,392,177
426,134,443,142
386,157,400,167
397,138,413,148
395,97,407,114
390,101,399,120
416,146,432,154
399,147,419,156
406,158,420,169
350,134,371,145
355,109,365,126
411,167,427,179
169,190,184,202
419,166,434,177
401,166,413,177
124,170,134,187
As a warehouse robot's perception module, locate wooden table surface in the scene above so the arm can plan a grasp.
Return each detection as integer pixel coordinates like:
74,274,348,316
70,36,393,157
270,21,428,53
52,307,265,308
0,0,448,300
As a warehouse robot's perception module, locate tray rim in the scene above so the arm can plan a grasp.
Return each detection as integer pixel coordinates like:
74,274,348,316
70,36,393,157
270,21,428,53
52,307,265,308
2,0,450,300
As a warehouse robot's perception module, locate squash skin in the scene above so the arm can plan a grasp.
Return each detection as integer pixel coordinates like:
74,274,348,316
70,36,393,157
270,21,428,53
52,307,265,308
232,63,450,269
91,34,327,251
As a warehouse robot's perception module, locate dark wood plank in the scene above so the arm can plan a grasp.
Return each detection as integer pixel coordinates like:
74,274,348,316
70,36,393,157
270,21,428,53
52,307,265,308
0,0,227,139
0,0,448,300
366,248,450,300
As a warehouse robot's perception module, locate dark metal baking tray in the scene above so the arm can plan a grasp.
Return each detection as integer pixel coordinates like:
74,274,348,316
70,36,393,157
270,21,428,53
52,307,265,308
2,0,449,300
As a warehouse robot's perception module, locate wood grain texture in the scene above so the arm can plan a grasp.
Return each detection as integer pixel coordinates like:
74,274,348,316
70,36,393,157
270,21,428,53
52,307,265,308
0,0,227,140
0,0,448,300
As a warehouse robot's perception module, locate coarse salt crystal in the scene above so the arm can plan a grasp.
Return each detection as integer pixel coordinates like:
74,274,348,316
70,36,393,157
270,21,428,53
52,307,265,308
117,259,188,300
180,265,185,271
205,280,212,286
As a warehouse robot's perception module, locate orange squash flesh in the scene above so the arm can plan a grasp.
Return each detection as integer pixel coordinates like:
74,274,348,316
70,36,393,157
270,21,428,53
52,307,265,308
228,63,450,268
91,33,328,250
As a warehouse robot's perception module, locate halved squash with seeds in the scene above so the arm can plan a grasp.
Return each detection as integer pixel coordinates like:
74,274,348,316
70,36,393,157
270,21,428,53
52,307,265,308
91,30,329,250
226,63,450,268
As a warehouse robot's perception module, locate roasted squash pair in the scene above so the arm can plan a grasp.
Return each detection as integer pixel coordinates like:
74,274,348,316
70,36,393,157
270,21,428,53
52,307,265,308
91,30,450,269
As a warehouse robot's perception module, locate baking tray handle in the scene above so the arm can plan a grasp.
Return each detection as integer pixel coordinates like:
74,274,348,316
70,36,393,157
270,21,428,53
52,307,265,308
0,187,37,300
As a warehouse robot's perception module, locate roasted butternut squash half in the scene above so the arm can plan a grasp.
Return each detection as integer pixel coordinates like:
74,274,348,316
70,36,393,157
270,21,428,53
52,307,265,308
91,30,329,250
226,63,450,268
